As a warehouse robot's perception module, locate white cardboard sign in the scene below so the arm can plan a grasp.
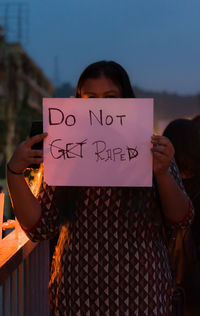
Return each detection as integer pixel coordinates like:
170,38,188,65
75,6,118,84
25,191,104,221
43,98,153,187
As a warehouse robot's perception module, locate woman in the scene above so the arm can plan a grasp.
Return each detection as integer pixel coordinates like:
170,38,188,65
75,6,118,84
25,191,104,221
7,61,193,315
163,118,200,316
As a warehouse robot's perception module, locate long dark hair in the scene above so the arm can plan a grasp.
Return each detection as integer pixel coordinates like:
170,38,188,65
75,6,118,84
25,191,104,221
163,118,200,176
76,60,136,98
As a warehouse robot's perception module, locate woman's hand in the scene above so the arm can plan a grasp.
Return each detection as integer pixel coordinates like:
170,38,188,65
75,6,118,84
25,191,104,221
8,133,47,173
151,135,175,177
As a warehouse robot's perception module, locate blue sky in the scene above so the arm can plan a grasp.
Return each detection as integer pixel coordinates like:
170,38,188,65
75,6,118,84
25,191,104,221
2,0,200,94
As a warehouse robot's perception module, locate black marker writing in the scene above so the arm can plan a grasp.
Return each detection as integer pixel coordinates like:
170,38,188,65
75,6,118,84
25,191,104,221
127,147,138,161
49,108,64,125
89,110,126,126
50,138,87,159
48,108,76,126
92,140,138,162
92,140,106,161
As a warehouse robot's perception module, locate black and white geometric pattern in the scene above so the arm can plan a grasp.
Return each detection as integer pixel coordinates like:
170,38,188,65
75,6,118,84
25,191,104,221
25,161,193,316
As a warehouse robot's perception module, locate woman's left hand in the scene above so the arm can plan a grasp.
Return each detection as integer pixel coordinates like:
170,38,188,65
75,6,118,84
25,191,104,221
151,135,175,177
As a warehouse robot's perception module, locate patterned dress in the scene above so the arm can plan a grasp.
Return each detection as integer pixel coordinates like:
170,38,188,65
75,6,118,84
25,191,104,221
25,162,193,316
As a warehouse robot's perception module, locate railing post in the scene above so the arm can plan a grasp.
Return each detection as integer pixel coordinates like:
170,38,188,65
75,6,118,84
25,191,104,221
0,232,50,316
0,285,3,316
18,262,24,316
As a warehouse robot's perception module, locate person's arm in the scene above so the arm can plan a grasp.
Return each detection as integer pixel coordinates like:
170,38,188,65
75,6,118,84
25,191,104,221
7,133,47,230
151,135,192,224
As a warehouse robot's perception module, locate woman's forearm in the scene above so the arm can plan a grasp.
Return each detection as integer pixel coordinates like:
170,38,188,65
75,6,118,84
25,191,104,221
6,133,47,229
151,135,191,223
155,170,190,223
7,171,42,230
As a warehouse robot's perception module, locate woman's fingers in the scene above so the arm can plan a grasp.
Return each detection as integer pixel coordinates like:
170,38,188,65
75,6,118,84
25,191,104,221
8,134,47,173
151,146,167,156
152,150,167,160
151,136,174,154
151,135,172,147
151,144,173,156
29,157,43,164
28,149,43,157
151,135,175,176
26,133,48,148
152,135,168,143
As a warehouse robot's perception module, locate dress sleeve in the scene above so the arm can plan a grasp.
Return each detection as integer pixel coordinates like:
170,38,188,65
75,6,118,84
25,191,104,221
166,159,194,229
23,180,60,242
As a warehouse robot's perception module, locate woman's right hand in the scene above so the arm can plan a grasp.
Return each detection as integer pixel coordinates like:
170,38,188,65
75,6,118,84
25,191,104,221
8,133,48,173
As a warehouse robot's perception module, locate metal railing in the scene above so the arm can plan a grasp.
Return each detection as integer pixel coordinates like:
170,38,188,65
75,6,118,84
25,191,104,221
0,230,49,316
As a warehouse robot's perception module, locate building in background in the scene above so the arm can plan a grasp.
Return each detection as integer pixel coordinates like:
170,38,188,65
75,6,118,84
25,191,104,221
134,87,200,134
0,27,54,178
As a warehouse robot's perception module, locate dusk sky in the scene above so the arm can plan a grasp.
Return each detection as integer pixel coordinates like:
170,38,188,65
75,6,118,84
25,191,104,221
2,0,200,95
